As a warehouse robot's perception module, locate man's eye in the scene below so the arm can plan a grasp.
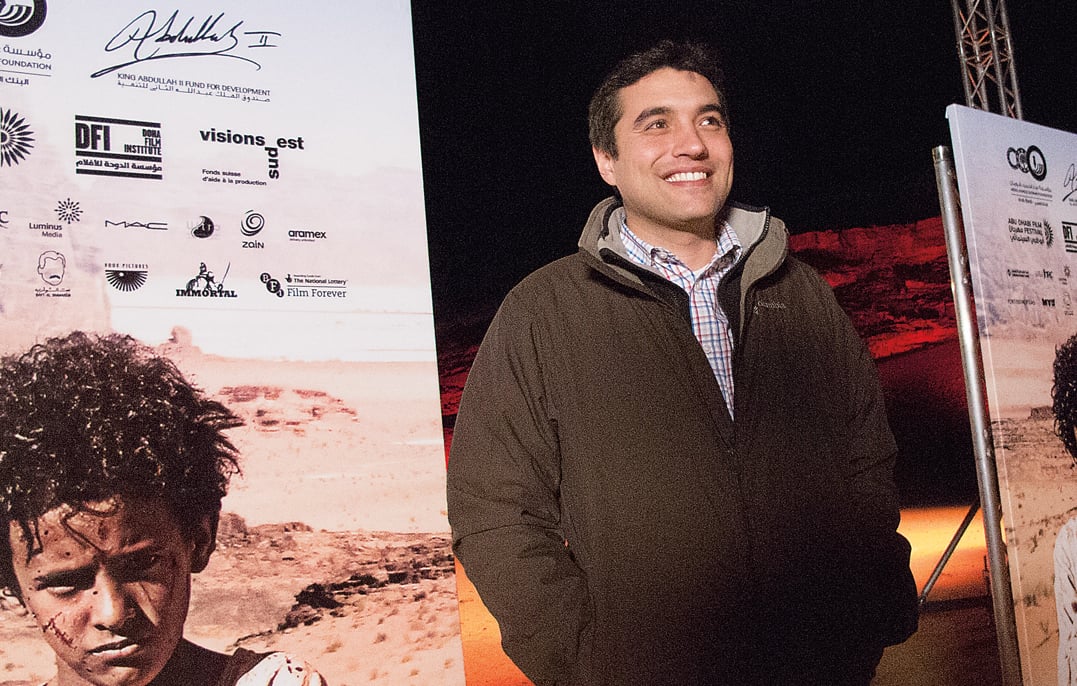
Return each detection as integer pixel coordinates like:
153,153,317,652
119,553,163,580
644,120,667,130
700,116,724,128
46,585,78,597
40,571,93,596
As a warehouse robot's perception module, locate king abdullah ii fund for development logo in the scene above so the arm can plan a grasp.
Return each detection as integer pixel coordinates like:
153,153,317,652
0,108,34,166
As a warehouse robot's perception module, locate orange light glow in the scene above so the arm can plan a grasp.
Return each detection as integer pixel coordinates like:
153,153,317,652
454,505,991,685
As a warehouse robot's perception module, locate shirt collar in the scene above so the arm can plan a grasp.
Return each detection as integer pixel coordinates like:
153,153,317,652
619,213,742,274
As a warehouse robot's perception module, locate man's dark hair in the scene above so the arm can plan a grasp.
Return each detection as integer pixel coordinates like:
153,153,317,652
1053,333,1077,465
588,40,728,158
0,331,242,593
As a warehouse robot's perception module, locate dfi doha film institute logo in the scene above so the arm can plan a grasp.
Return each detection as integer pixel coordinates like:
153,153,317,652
0,108,34,167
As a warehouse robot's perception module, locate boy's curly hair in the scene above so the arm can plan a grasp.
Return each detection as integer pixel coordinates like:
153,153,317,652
0,331,242,594
1053,333,1077,465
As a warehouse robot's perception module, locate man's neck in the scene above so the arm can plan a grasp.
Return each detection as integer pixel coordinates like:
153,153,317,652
624,214,718,271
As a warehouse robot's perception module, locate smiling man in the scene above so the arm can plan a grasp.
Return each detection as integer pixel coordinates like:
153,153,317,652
447,41,918,685
0,331,324,686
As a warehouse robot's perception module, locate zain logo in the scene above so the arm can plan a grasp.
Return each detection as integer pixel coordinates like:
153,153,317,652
0,108,34,166
242,210,265,236
105,268,148,292
190,215,215,238
0,1,47,38
55,197,81,224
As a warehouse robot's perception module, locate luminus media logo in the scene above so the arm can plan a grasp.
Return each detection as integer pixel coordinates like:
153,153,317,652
55,198,81,224
0,108,35,167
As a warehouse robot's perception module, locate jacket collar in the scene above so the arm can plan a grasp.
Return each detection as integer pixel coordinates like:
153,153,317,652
577,196,789,299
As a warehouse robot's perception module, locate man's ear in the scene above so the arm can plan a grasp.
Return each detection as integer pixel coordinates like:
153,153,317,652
592,146,618,187
190,512,218,573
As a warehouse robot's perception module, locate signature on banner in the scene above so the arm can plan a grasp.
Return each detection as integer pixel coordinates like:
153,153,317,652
91,9,280,78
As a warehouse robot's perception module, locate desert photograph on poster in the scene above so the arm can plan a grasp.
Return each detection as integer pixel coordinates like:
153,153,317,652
0,327,462,685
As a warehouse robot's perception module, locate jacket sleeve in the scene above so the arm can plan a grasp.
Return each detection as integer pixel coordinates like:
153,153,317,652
821,274,919,646
446,291,590,686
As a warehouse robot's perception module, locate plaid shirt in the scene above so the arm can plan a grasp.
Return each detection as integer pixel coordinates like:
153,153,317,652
620,216,742,417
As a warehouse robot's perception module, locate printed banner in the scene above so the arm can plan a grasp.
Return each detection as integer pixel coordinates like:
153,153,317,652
1,2,464,683
948,103,1077,685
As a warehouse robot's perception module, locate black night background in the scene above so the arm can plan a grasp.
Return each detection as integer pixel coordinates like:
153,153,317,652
411,2,1077,507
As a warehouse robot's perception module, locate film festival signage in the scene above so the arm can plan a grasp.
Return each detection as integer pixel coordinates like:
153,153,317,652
1,2,465,683
948,104,1077,685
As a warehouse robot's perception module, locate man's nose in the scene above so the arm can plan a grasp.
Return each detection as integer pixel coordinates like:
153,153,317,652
91,574,134,630
672,123,707,158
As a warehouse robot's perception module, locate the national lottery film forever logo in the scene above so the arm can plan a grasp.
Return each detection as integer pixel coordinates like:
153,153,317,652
75,115,162,179
0,0,47,38
0,108,34,166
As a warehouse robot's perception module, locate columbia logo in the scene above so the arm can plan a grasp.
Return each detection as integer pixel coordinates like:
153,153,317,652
754,301,787,311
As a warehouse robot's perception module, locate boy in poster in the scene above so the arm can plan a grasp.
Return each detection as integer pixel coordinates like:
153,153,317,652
0,332,325,686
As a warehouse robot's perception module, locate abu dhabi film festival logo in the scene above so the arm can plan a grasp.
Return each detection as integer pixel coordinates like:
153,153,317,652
0,0,47,38
0,108,35,166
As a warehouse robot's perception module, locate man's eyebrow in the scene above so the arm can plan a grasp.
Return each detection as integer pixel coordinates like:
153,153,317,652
32,565,93,589
631,106,672,128
631,103,724,128
698,103,724,117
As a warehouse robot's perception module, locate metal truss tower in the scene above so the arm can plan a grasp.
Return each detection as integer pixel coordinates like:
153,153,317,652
949,0,1023,118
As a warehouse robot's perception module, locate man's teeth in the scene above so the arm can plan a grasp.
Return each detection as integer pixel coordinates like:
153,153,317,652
665,171,707,182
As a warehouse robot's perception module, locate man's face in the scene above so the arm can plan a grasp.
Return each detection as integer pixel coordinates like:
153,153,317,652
593,67,734,239
8,496,213,686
